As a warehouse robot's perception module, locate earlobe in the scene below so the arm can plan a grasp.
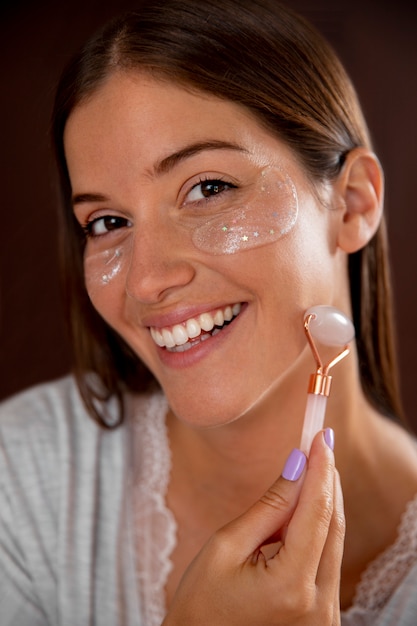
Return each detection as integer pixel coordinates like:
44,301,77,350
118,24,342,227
336,148,384,254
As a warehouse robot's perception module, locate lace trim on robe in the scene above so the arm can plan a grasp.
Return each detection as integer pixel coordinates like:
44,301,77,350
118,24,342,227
343,491,417,618
133,392,177,626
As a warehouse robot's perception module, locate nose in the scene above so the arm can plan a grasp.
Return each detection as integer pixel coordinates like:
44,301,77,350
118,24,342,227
125,222,196,304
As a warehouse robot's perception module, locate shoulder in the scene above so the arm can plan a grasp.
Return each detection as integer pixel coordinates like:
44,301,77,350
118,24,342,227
0,376,101,466
343,536,417,626
0,374,139,501
0,376,93,605
0,374,88,430
0,376,96,500
0,375,165,479
0,375,166,497
0,377,156,624
0,373,137,441
375,560,417,625
0,376,151,552
343,559,417,625
343,490,417,625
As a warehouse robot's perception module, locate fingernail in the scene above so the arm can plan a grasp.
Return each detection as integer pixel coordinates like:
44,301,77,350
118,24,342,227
282,448,307,481
324,427,335,451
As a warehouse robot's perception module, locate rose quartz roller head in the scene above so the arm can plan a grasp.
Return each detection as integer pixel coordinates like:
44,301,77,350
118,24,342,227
300,305,355,454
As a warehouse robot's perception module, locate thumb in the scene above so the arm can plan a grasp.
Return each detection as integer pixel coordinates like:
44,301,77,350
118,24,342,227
222,448,307,557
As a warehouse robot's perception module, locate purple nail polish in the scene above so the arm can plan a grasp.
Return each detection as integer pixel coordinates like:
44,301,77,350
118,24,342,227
282,448,307,481
324,427,335,451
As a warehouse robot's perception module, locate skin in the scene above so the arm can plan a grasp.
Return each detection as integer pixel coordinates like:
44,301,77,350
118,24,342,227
66,71,346,429
65,71,417,621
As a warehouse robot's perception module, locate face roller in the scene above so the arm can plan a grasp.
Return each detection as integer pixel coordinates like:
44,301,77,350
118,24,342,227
300,305,355,454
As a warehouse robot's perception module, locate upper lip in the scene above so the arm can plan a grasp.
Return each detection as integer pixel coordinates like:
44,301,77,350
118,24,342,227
142,302,242,329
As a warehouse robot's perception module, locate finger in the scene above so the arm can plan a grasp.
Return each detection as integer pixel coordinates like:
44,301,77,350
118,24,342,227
219,447,307,558
280,430,336,579
316,468,345,588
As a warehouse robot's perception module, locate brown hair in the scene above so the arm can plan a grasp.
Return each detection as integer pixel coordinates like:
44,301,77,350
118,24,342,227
52,0,403,427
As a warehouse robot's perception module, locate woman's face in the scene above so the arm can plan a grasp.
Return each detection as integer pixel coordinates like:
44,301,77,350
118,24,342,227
65,71,347,427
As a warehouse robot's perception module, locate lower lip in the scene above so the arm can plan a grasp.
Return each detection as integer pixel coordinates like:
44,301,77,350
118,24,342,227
155,305,246,369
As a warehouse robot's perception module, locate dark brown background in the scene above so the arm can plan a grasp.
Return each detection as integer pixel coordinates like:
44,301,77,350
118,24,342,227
1,0,416,428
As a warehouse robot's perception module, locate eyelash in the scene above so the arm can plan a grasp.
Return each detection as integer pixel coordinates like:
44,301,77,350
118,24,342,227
185,177,237,204
82,215,132,239
81,177,238,238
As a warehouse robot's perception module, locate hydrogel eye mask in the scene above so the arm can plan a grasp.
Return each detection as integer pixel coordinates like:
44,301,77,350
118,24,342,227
191,166,298,255
83,165,298,294
84,246,125,293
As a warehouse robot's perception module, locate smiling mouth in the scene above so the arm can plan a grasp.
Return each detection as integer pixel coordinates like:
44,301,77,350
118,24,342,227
149,303,242,353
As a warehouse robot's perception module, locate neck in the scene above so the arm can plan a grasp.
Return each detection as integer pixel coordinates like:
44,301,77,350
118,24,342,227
167,367,336,514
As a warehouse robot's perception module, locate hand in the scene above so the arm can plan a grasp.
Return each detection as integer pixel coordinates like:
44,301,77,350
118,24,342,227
162,430,345,626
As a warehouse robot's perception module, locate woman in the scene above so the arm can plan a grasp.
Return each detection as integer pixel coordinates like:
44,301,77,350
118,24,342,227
1,1,417,624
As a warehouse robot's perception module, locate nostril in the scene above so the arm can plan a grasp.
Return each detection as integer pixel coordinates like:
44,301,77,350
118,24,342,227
126,269,195,304
125,248,196,304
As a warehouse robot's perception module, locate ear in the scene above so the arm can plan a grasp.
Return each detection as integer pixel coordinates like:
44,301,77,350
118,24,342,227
335,148,384,253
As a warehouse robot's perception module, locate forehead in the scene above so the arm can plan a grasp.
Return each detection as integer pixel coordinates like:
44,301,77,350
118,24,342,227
65,71,298,163
65,71,252,145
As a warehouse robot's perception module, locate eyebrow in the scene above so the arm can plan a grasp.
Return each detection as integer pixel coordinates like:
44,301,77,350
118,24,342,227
72,139,247,206
153,140,247,175
72,192,109,205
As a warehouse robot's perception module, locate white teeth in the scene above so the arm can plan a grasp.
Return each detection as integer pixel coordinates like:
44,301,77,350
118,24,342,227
224,306,233,321
151,328,165,347
185,318,201,338
213,309,224,326
150,303,242,349
171,324,189,345
162,328,176,348
199,312,215,332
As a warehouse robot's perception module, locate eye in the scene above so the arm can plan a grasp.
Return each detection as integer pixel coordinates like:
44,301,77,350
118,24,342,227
186,178,237,203
83,215,132,238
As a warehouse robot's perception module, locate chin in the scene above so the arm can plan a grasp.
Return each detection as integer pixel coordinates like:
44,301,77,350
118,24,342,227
164,378,278,430
167,398,244,430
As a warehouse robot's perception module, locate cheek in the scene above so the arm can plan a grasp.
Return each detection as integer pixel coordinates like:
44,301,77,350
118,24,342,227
280,210,336,306
191,166,298,254
83,242,129,322
248,201,336,314
83,241,157,369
